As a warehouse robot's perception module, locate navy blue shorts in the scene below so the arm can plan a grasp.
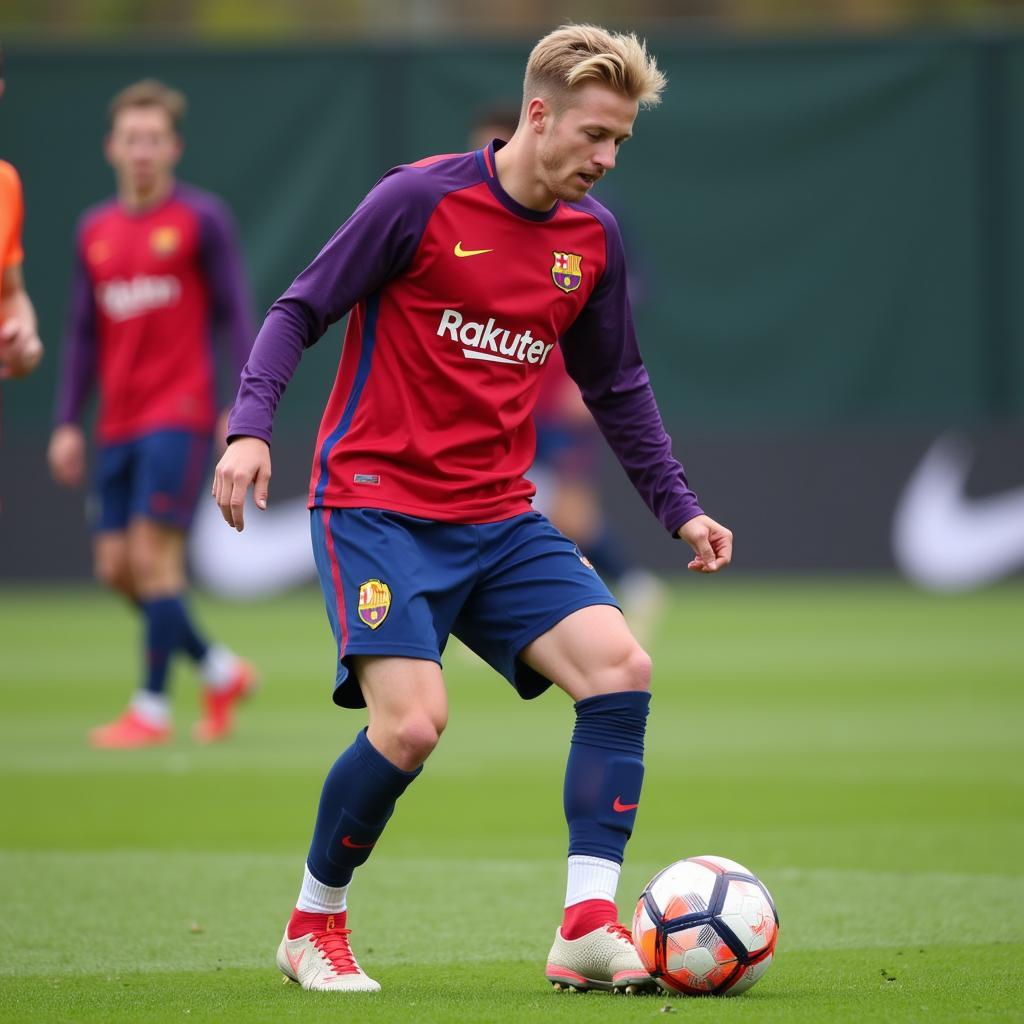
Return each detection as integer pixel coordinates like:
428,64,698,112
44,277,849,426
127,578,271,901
310,508,620,708
94,429,213,533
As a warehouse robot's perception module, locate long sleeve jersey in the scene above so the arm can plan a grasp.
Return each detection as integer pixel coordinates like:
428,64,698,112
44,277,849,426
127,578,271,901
229,141,703,535
55,184,253,443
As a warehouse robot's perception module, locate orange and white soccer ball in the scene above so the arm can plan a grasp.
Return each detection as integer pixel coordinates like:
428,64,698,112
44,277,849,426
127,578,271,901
632,855,779,996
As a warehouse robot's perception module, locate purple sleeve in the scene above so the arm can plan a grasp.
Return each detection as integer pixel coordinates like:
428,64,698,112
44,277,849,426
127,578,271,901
227,167,439,444
53,235,97,426
560,207,704,536
195,195,255,399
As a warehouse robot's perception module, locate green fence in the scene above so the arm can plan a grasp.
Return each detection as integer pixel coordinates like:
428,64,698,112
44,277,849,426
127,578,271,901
3,32,1022,440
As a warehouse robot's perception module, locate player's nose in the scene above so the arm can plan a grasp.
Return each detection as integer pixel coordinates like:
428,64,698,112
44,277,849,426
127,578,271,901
593,140,616,170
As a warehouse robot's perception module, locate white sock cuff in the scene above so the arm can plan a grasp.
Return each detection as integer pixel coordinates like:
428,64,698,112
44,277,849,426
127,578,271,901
200,644,237,690
296,864,348,914
564,855,622,908
130,690,170,726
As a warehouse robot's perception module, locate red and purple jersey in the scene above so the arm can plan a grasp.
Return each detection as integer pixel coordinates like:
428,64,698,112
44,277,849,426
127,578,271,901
229,142,703,534
55,184,253,444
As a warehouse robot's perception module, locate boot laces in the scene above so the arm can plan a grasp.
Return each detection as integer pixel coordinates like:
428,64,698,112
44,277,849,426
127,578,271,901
313,927,359,975
606,922,635,944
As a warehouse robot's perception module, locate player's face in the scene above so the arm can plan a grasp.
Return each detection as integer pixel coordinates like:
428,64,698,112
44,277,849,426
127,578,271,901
537,84,638,202
105,106,182,195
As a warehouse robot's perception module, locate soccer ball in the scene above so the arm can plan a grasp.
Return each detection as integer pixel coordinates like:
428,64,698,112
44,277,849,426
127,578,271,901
631,854,779,996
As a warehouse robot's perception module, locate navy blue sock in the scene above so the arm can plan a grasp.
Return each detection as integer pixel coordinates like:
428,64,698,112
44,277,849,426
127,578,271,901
175,597,209,662
140,595,210,694
307,728,422,887
140,597,181,695
564,690,651,863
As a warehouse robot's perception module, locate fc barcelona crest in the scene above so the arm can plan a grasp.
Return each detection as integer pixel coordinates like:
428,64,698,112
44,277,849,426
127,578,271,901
551,251,583,293
358,578,392,629
150,225,181,256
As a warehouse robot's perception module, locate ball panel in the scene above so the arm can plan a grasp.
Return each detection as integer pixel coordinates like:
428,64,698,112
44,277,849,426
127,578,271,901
722,952,773,996
649,861,716,916
720,878,776,954
664,926,700,972
631,902,660,974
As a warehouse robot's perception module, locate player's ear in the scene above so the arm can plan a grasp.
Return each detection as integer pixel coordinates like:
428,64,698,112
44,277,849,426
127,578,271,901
525,97,550,134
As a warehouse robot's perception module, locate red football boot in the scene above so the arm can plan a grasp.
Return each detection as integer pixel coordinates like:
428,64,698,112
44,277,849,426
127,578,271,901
193,659,257,743
89,708,171,749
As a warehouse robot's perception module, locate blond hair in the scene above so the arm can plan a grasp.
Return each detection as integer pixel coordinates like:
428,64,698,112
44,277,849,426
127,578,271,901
523,24,666,112
108,79,187,132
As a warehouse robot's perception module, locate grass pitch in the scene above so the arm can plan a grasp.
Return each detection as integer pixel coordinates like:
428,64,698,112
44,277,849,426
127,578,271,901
1,578,1022,1022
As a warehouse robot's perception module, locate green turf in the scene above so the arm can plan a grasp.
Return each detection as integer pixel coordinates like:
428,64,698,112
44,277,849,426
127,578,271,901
1,579,1022,1022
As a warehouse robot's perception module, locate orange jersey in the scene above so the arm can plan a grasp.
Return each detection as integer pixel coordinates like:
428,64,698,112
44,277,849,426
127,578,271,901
0,161,25,274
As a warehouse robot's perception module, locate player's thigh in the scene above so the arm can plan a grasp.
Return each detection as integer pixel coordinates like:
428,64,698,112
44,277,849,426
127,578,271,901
455,511,627,701
310,508,476,710
131,429,213,531
520,603,652,702
352,654,449,770
127,517,187,594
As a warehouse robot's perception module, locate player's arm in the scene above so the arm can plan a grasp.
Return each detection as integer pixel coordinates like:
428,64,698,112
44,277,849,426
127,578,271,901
48,233,98,489
214,167,437,530
0,164,43,380
0,263,43,380
560,213,732,574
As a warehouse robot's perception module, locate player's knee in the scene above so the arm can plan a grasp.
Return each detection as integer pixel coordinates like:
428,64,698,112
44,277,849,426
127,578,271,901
389,712,445,770
94,548,129,593
612,643,652,694
127,545,157,589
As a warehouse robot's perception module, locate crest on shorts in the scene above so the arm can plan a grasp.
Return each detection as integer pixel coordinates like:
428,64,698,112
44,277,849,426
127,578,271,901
358,578,392,629
551,251,583,293
150,225,181,256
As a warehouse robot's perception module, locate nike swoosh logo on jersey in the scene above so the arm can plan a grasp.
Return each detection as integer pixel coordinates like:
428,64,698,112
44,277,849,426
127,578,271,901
454,242,494,257
341,835,376,849
613,797,640,812
892,433,1024,590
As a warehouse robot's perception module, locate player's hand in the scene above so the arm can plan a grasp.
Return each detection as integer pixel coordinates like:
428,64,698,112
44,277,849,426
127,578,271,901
47,424,86,488
213,436,271,532
0,318,43,380
677,514,733,573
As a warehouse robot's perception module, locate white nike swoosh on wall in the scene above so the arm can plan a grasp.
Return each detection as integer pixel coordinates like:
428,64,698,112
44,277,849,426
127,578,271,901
892,433,1024,591
189,491,317,599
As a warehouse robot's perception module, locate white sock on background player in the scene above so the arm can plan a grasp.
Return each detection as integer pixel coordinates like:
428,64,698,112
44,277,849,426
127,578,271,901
130,690,170,726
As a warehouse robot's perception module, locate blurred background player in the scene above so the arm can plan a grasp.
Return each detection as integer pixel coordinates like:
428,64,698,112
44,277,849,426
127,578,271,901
470,103,666,645
0,42,44,385
47,79,256,749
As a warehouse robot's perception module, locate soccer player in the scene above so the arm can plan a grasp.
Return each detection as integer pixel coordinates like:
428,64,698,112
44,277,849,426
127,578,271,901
215,24,733,994
0,44,44,383
48,79,256,749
